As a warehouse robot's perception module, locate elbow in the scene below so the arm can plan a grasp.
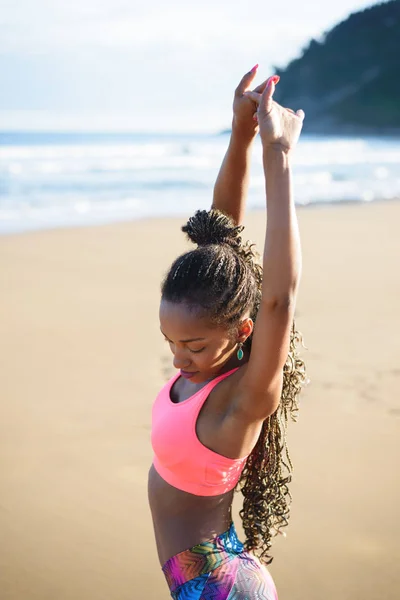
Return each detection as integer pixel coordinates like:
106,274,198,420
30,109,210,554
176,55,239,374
261,291,296,312
262,272,300,311
277,293,296,311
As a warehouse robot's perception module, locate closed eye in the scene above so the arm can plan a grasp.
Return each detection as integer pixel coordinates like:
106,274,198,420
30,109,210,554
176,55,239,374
163,337,205,354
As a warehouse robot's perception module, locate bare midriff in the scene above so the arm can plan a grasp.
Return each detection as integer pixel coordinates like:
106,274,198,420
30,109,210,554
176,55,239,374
148,464,235,566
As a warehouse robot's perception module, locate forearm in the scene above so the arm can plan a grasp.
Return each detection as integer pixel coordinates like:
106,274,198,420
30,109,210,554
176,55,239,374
212,124,257,225
262,146,302,305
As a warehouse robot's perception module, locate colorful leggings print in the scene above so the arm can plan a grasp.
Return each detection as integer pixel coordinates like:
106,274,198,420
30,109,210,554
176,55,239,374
162,523,278,599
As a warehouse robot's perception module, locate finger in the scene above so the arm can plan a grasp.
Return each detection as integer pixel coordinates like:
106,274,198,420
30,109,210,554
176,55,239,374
235,64,259,95
252,112,258,122
260,76,279,112
253,78,269,94
296,109,305,121
243,90,262,105
253,74,280,94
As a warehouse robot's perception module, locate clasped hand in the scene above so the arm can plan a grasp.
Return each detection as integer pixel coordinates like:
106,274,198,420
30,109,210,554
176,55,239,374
233,66,305,153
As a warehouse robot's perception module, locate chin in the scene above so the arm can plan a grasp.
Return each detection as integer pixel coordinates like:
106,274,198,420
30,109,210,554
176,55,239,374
192,369,220,383
183,371,208,384
189,372,205,383
195,373,211,383
179,366,221,383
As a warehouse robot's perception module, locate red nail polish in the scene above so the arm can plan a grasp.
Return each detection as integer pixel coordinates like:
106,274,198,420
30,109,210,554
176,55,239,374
250,64,259,73
271,75,280,84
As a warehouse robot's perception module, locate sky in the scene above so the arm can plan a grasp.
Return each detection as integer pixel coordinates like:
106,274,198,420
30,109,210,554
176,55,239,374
0,0,378,132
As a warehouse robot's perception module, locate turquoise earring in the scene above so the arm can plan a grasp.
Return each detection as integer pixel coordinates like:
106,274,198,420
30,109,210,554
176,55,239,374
237,342,244,361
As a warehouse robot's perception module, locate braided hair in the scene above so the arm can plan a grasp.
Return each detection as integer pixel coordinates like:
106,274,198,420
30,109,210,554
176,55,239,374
161,209,306,563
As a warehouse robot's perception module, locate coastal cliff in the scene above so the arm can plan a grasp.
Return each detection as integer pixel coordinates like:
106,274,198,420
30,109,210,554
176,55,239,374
273,0,400,134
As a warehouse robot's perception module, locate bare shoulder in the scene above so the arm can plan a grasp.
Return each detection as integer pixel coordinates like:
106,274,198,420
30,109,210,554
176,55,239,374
199,364,262,459
230,301,294,421
211,364,250,413
211,363,265,428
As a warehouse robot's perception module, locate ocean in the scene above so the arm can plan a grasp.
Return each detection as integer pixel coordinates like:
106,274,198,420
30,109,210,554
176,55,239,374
0,131,399,235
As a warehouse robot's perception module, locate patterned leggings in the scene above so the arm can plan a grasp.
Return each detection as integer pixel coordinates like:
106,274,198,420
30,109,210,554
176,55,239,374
161,523,278,599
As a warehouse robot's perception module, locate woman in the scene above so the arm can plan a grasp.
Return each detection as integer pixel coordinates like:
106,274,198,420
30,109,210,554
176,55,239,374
148,66,306,599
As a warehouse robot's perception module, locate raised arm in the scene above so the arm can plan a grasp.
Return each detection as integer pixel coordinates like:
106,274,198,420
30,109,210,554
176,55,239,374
235,76,305,420
212,66,270,225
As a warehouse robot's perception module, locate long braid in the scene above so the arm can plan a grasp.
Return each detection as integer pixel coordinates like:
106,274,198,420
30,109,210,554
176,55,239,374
237,322,306,563
162,209,307,563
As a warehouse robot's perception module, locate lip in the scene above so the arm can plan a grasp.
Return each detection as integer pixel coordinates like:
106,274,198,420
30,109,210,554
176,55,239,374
180,369,198,379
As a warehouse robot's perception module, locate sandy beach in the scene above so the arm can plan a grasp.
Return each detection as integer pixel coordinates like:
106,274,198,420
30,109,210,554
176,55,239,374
1,201,400,600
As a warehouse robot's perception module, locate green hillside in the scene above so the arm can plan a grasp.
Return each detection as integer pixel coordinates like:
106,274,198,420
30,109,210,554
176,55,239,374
273,0,400,133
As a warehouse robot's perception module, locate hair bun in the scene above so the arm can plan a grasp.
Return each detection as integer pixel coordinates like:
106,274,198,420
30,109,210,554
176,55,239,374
182,209,243,249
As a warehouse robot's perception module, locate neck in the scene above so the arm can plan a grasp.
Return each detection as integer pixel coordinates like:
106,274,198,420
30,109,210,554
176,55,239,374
218,347,249,375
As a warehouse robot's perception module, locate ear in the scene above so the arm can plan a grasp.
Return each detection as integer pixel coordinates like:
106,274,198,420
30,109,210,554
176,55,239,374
238,317,254,342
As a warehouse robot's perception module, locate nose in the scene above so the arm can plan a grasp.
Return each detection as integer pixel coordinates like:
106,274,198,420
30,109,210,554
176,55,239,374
172,349,191,370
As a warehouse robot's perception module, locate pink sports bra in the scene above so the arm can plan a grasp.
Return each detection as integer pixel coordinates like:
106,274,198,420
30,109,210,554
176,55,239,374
151,368,249,496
